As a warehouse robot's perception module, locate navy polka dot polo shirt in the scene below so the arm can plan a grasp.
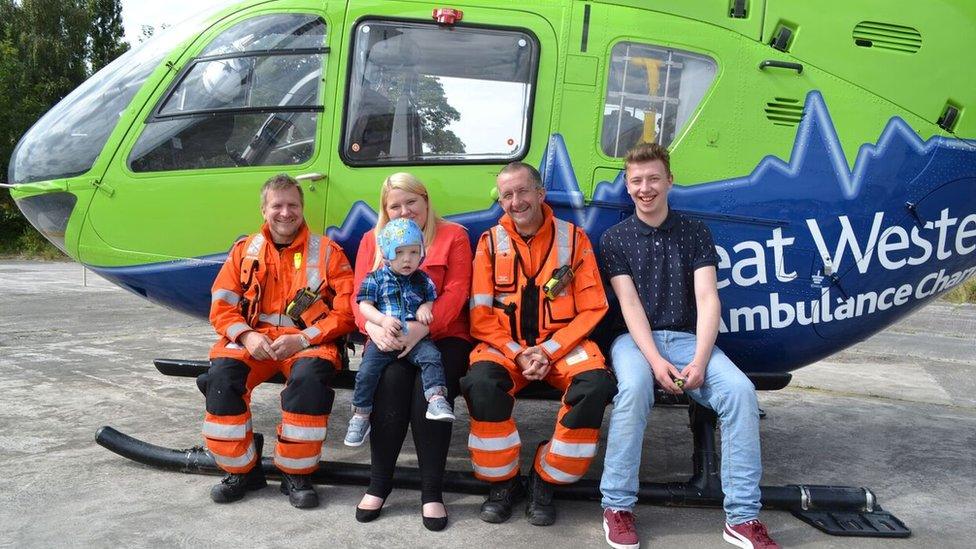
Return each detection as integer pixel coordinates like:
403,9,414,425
599,209,719,334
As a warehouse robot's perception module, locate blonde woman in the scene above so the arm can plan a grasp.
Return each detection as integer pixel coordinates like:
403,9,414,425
350,172,473,531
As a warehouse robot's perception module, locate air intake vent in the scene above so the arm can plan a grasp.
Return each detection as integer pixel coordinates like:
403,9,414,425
765,97,803,127
853,21,922,54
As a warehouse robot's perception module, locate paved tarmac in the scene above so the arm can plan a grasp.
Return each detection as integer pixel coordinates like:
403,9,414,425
1,260,974,548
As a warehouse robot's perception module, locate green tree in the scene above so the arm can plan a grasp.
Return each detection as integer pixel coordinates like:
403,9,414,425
383,74,465,155
416,75,464,154
0,0,128,255
89,0,129,73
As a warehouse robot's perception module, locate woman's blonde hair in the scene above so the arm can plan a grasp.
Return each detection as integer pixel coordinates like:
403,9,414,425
373,172,443,269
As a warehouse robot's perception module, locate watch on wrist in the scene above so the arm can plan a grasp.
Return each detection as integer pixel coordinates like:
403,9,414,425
299,334,310,349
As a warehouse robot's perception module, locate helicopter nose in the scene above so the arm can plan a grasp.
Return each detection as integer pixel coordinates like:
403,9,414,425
13,191,77,254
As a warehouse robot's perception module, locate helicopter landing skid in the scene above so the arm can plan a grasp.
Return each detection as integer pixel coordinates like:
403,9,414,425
95,359,908,538
680,402,910,537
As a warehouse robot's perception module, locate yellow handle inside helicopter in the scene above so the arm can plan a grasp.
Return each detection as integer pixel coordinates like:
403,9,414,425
630,57,661,144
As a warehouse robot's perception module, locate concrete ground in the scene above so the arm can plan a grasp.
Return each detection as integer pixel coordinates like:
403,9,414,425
1,260,974,548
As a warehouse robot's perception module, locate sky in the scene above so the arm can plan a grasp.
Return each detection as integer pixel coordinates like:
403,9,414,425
121,0,232,45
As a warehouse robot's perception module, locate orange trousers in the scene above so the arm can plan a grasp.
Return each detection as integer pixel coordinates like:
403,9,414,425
461,339,616,484
201,342,338,475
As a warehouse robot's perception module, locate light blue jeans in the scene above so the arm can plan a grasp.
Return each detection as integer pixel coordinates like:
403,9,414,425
599,331,762,525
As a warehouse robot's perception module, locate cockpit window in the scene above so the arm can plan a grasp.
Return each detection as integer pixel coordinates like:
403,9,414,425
7,5,229,184
601,42,716,157
200,14,326,55
129,14,326,172
342,20,538,165
158,54,321,115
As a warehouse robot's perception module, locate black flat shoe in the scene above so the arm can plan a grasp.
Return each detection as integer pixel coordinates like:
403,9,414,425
422,514,448,531
355,505,382,523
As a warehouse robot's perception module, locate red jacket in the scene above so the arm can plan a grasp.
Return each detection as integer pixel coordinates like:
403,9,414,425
353,220,472,341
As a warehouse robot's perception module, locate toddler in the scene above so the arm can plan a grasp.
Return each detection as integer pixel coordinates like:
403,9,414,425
344,218,454,447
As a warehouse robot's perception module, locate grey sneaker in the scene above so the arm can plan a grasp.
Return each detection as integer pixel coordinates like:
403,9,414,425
344,415,371,447
425,396,455,422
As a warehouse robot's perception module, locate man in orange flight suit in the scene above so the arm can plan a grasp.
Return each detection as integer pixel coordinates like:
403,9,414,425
462,162,617,526
202,174,355,508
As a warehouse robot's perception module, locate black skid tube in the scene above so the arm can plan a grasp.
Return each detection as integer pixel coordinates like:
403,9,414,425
94,425,874,510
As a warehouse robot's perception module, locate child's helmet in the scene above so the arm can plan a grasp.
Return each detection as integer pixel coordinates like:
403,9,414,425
377,218,425,261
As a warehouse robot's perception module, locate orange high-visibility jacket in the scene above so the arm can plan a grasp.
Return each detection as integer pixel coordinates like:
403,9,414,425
470,204,608,362
209,223,355,358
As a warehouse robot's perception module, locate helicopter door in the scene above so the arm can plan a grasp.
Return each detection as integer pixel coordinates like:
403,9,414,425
324,5,554,262
85,6,341,266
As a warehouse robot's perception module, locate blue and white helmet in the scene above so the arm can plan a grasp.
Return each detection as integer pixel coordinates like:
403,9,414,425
377,218,425,261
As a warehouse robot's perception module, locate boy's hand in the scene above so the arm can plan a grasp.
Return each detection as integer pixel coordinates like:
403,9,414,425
650,358,684,394
379,316,402,336
416,302,434,325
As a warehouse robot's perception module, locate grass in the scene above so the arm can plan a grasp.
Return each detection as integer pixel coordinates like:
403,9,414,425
942,278,976,304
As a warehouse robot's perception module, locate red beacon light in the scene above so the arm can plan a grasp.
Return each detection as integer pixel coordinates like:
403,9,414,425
432,8,463,25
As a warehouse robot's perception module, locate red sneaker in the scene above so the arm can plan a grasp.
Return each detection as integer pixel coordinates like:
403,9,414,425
602,508,640,549
723,520,780,549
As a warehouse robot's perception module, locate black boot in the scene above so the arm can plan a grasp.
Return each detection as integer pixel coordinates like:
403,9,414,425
526,464,557,526
280,472,319,509
210,433,268,503
479,476,526,523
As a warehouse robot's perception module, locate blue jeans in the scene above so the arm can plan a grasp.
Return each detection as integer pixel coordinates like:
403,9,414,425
600,331,762,525
353,338,445,414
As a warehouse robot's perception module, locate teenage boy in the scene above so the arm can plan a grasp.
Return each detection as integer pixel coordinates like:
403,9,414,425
598,143,780,549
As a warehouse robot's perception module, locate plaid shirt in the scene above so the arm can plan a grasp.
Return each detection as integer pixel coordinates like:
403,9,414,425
356,265,437,325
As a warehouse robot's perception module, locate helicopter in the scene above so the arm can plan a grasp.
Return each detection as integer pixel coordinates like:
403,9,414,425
6,0,975,537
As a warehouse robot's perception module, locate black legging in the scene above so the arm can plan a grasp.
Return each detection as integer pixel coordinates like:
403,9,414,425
366,337,471,504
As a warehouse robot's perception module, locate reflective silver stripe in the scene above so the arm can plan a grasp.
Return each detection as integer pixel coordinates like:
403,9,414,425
281,424,327,442
468,431,521,452
554,218,572,268
549,438,598,458
321,244,332,285
227,322,250,341
506,341,522,355
258,313,295,327
202,419,251,440
493,225,511,254
539,456,583,483
246,234,265,258
274,454,321,471
472,459,519,479
470,294,494,309
541,339,561,355
212,289,241,306
212,442,256,469
306,234,322,290
302,327,321,341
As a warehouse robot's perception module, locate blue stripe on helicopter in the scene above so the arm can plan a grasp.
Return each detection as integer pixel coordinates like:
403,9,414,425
91,91,976,373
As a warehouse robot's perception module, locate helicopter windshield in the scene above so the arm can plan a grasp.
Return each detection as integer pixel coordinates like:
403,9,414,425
7,2,234,185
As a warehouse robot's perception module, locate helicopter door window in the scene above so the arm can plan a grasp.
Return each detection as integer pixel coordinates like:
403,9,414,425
601,42,716,157
128,14,328,172
342,20,538,165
